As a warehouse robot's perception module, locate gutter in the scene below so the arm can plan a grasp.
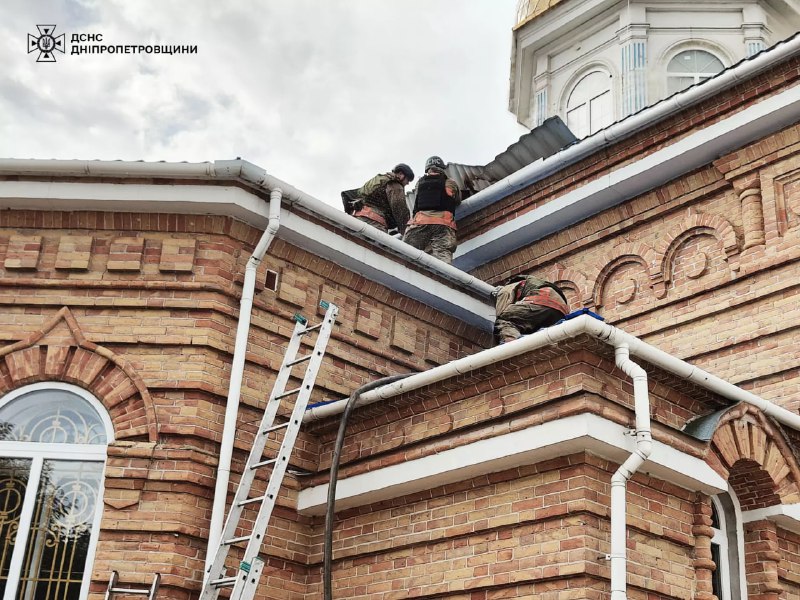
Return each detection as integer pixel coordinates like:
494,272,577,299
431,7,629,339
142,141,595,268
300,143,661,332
0,158,494,299
456,32,800,220
305,313,800,597
204,189,283,573
217,160,495,297
305,314,800,430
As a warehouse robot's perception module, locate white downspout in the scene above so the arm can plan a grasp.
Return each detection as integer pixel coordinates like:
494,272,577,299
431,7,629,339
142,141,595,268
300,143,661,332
609,344,652,600
205,189,283,572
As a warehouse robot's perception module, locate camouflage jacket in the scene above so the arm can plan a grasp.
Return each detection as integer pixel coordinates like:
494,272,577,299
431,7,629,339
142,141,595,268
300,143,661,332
358,172,410,233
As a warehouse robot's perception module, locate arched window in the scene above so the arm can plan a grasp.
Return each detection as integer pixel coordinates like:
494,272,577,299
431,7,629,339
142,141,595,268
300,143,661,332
667,49,725,95
566,70,614,139
710,492,746,600
0,383,112,600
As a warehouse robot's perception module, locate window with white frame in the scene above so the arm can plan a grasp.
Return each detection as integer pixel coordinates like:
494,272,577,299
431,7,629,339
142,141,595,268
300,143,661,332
710,492,746,600
667,49,725,95
566,70,614,139
0,384,112,600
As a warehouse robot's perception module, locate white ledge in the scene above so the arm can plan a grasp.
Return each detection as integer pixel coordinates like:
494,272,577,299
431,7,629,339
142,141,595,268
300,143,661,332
0,181,493,329
742,504,800,534
297,412,726,515
454,82,800,270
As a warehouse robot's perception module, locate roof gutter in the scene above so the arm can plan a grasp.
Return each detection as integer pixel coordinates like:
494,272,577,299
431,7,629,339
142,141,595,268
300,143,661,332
457,33,800,220
217,160,495,297
0,158,495,299
305,314,800,432
306,313,800,598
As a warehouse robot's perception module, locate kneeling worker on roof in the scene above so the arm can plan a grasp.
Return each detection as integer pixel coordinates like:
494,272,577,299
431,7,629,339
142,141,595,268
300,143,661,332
348,163,415,234
493,274,569,345
403,156,461,264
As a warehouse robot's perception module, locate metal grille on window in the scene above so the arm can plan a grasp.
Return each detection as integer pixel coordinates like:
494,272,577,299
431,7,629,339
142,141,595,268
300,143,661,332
0,387,109,600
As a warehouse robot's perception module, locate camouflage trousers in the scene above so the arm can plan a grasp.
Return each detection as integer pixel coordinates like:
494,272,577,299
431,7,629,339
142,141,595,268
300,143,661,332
493,303,564,345
402,225,457,264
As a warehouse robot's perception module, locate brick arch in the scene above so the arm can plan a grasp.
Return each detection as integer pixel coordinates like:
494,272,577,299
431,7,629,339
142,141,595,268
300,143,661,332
538,264,589,309
652,211,739,297
0,307,158,442
590,242,656,309
708,404,800,508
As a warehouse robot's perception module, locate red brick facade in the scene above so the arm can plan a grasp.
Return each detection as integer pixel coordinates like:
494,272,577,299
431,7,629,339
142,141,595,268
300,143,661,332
2,41,800,600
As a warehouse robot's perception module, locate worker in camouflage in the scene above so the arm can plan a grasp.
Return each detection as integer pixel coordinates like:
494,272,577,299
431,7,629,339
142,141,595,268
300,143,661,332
402,156,461,264
493,274,569,345
350,163,415,234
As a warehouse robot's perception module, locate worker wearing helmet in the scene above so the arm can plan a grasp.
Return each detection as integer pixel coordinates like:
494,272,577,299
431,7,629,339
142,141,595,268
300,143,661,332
402,156,461,264
349,163,415,234
493,274,569,345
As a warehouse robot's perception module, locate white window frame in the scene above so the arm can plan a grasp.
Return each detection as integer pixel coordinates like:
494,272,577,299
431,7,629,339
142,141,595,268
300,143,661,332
710,488,747,600
0,382,113,600
564,68,614,139
665,48,726,95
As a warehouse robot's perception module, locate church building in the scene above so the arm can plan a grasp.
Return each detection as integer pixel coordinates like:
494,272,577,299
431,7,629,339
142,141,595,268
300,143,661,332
1,2,800,599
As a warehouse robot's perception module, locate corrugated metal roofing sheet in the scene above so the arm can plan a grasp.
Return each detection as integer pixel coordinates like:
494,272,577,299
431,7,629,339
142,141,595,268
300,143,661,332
443,116,576,199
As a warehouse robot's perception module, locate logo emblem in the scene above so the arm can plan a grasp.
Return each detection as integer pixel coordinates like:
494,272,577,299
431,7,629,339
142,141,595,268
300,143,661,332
27,25,65,62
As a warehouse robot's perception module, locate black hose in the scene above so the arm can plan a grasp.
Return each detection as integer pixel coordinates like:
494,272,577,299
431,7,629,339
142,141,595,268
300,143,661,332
323,373,415,600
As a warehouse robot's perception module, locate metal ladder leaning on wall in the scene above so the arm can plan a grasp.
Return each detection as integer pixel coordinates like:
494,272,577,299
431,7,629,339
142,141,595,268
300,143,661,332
200,301,339,600
104,572,160,600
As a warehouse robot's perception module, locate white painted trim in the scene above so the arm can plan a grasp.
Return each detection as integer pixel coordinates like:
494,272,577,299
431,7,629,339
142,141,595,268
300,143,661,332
742,503,800,534
297,412,726,515
0,181,494,330
0,382,115,445
278,210,494,326
454,81,800,270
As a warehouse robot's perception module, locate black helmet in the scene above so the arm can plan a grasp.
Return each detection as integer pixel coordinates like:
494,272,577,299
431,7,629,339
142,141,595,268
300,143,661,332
504,274,528,286
393,163,414,182
425,156,446,172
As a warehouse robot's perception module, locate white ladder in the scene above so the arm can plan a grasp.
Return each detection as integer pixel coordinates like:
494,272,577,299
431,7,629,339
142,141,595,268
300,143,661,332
104,572,160,600
200,301,339,600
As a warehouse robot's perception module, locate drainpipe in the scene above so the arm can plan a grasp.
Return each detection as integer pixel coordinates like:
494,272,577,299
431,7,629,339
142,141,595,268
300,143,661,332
609,344,652,600
205,189,283,572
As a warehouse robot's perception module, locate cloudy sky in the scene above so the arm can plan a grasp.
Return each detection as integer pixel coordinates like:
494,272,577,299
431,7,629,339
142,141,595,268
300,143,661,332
0,0,527,207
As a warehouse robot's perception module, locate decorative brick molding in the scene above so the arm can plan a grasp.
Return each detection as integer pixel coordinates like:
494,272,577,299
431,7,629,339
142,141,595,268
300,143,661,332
744,518,783,599
708,404,800,508
733,177,766,250
539,263,590,310
158,238,196,272
692,493,716,600
590,242,656,309
55,235,93,270
651,210,740,297
107,236,145,271
390,314,416,354
4,235,42,270
276,267,308,308
0,307,158,442
355,299,382,340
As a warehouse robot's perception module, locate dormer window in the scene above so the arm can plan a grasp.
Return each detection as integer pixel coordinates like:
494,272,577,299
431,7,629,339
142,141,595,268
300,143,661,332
667,49,725,95
566,70,614,139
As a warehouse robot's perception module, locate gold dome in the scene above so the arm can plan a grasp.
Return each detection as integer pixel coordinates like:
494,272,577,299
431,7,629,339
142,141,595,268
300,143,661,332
514,0,566,28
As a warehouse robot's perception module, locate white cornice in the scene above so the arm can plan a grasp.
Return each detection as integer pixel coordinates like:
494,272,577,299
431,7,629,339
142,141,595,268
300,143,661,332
297,413,725,515
0,180,494,329
454,80,800,271
742,503,800,534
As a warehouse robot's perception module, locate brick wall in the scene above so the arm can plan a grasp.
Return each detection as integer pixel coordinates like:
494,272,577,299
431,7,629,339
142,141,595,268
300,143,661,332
0,210,486,598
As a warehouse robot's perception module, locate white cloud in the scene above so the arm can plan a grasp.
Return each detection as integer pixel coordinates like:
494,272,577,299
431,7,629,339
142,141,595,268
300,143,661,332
0,0,527,207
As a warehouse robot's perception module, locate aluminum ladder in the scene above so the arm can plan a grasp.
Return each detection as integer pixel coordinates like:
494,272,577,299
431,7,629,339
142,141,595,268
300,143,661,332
200,301,339,600
104,572,160,600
